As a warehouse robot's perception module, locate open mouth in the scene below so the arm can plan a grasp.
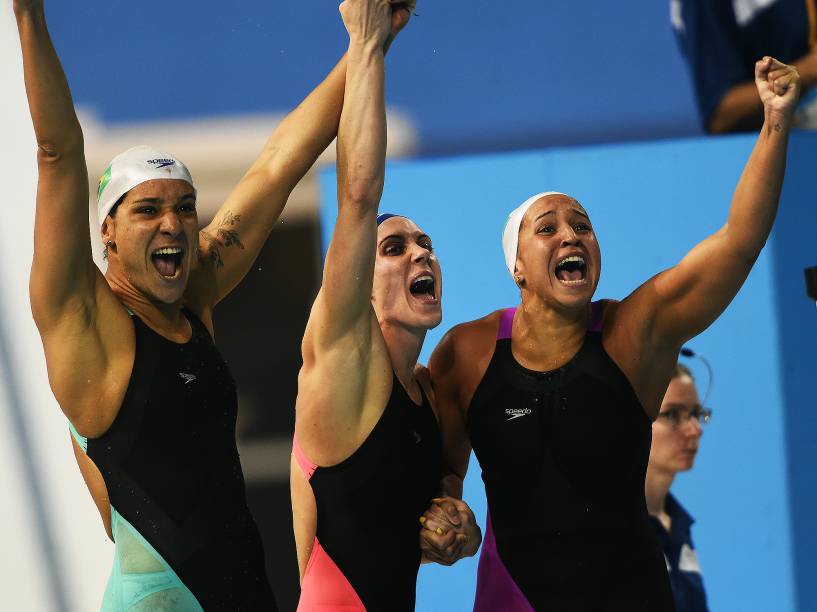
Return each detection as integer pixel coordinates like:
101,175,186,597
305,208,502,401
409,274,437,303
555,255,587,286
151,247,183,278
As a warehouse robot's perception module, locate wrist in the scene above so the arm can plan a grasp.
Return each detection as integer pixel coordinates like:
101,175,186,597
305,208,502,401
763,109,794,133
347,37,386,59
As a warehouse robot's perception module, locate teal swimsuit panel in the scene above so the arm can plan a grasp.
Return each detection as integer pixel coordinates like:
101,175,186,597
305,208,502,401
69,425,203,612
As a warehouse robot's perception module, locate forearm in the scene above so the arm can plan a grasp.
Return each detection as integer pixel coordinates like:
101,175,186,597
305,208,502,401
16,5,84,157
255,55,348,192
337,40,386,209
438,472,464,499
725,112,791,259
708,82,764,134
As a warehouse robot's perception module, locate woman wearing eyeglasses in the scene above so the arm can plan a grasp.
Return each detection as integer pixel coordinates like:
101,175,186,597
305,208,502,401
647,363,712,612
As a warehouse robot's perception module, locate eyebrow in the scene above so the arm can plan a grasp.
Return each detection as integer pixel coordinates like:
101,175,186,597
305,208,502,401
131,192,196,205
378,233,430,247
533,208,590,223
378,234,406,247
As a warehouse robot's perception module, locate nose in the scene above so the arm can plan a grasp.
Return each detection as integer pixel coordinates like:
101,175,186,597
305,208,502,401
411,244,431,264
560,224,579,246
159,210,183,236
681,417,703,438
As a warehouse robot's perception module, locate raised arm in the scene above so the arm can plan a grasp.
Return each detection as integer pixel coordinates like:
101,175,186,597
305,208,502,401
17,0,96,325
196,1,414,307
626,58,799,352
17,0,131,431
304,0,391,353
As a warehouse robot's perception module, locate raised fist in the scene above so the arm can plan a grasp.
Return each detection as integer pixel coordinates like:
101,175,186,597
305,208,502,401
755,56,801,123
339,0,392,49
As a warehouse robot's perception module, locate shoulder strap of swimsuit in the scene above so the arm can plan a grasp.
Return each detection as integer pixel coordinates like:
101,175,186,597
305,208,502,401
589,300,604,332
292,435,318,480
181,307,212,340
68,421,88,453
497,307,517,340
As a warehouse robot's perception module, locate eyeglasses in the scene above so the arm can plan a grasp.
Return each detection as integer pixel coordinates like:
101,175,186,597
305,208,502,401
656,404,713,428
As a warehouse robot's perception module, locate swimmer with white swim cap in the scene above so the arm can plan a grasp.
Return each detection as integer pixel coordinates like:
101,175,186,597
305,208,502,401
14,0,414,608
425,56,801,610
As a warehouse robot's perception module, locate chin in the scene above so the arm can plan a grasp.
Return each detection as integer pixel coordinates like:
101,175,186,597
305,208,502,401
676,458,696,472
405,309,442,331
142,281,186,306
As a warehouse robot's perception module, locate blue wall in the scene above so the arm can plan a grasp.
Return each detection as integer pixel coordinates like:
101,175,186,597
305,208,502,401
45,1,700,154
320,132,817,611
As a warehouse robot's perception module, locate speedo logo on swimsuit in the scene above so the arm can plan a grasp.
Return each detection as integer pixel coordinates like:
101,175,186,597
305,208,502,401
178,372,197,385
147,158,176,169
505,408,532,421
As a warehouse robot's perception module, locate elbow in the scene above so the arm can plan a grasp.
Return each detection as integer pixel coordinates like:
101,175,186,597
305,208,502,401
36,133,85,165
340,178,383,212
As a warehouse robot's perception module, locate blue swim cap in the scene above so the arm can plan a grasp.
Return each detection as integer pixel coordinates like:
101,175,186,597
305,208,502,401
376,213,405,226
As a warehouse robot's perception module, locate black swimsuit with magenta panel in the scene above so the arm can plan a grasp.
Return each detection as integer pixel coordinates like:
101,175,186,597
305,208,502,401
469,305,675,611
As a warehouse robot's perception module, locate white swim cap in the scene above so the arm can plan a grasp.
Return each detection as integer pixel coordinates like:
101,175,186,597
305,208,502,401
96,145,196,227
501,191,567,276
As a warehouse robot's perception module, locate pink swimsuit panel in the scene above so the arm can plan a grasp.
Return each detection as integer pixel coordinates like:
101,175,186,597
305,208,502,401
293,436,366,611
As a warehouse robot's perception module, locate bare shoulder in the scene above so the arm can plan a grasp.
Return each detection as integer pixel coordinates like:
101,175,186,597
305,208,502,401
40,275,136,438
432,310,503,364
429,310,505,409
599,294,678,419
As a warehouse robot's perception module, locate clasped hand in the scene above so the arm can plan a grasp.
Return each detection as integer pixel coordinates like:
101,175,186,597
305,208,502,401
419,497,482,566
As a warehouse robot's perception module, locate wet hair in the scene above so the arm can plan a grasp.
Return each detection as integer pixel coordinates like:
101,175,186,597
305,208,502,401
108,194,125,219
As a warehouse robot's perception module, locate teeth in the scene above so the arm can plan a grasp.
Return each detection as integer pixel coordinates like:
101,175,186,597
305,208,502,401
558,255,585,266
154,247,182,256
415,275,433,282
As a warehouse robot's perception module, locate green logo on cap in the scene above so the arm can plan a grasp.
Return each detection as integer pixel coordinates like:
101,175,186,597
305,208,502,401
97,164,112,201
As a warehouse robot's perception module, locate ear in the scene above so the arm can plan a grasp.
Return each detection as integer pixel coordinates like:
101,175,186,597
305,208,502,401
513,262,525,288
101,217,114,245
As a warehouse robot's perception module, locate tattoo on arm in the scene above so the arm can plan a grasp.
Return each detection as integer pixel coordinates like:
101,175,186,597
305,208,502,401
768,122,783,135
200,211,245,269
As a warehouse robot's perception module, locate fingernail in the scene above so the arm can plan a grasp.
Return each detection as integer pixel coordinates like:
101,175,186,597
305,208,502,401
419,516,426,524
436,527,445,535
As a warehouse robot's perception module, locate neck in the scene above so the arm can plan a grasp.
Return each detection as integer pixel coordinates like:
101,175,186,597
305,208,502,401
379,319,426,390
106,270,185,331
513,294,590,366
645,465,675,517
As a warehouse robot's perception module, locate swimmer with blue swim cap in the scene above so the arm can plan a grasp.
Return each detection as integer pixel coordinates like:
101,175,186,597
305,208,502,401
293,3,481,608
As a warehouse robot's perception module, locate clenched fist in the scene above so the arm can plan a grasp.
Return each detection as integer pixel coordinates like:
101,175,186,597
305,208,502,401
755,56,801,125
339,0,392,50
